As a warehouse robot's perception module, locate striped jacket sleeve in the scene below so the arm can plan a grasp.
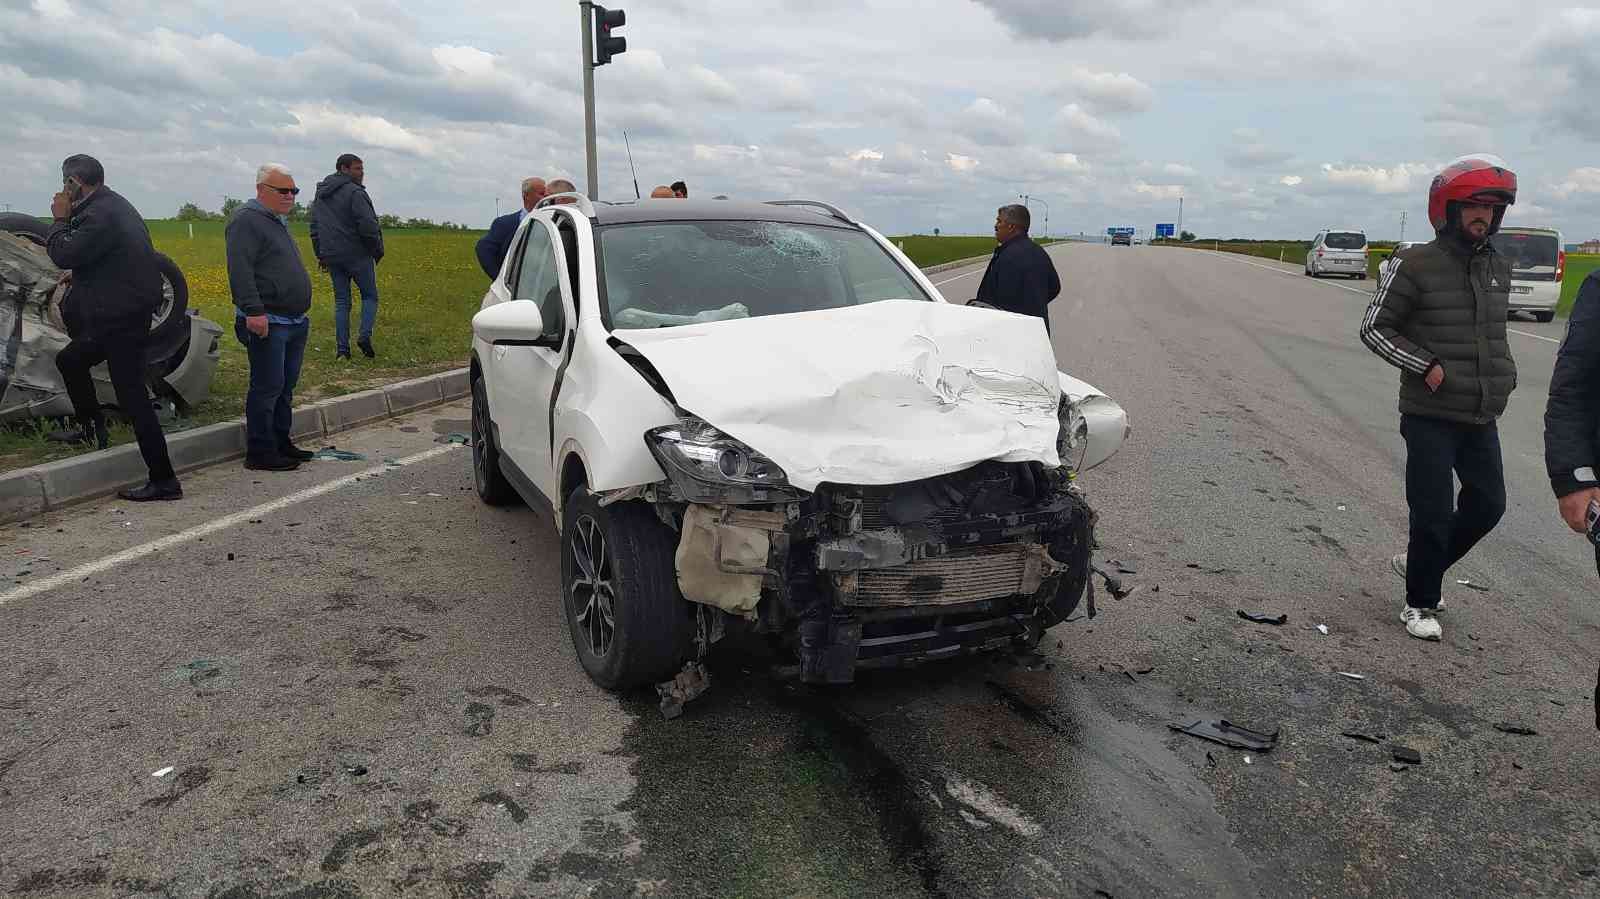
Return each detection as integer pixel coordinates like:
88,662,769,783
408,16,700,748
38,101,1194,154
1359,258,1435,375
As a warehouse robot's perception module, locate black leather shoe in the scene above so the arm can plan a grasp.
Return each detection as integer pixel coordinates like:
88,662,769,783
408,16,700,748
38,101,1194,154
118,479,182,502
357,338,375,358
278,443,316,462
245,454,301,472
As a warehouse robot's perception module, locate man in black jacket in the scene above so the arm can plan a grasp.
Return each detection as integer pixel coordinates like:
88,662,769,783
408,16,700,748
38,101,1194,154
309,153,383,360
475,177,546,279
973,204,1060,335
1545,270,1600,568
1359,155,1518,641
227,164,315,472
46,154,180,502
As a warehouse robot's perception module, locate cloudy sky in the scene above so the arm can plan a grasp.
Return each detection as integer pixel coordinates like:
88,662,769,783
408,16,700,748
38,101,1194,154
2,0,1597,240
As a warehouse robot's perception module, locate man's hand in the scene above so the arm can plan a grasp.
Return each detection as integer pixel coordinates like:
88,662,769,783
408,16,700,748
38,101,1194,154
55,270,73,290
1558,486,1600,534
50,191,72,220
245,314,270,337
317,258,328,271
1424,362,1445,392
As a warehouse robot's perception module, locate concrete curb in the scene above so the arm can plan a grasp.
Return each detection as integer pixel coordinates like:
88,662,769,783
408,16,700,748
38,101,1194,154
0,367,470,523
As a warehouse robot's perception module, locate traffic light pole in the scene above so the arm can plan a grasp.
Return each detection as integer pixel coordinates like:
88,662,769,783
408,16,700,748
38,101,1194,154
579,0,599,200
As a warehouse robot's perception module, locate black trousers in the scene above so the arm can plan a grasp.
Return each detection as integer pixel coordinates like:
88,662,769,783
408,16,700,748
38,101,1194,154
55,330,176,483
1401,413,1506,609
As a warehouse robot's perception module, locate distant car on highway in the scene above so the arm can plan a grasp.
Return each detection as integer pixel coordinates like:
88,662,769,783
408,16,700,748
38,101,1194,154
1111,233,1131,246
468,195,1128,692
1377,241,1424,280
1305,228,1368,279
1491,226,1563,322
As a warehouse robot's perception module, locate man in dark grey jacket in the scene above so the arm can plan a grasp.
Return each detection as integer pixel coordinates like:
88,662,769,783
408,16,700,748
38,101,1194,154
309,153,383,360
1360,155,1519,641
228,163,315,472
46,154,180,502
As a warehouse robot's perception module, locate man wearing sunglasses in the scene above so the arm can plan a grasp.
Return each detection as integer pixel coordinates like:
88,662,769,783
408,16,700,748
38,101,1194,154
45,154,180,501
309,153,384,360
225,163,315,472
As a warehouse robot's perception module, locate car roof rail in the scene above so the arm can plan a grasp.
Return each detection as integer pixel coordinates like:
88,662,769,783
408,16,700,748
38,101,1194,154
765,199,854,224
535,193,607,218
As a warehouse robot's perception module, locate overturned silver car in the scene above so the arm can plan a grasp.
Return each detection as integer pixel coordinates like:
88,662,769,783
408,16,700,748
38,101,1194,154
0,214,221,425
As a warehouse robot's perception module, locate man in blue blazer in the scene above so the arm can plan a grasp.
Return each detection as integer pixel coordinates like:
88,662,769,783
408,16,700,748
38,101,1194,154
475,177,547,279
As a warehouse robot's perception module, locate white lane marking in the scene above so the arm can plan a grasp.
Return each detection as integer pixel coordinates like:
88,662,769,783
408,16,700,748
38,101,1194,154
933,270,982,286
1204,251,1565,344
0,444,462,607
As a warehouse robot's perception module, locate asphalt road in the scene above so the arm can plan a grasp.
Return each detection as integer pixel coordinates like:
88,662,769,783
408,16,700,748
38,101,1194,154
2,244,1597,898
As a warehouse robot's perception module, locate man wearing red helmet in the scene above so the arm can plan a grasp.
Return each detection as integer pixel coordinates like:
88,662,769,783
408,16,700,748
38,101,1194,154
1359,154,1518,641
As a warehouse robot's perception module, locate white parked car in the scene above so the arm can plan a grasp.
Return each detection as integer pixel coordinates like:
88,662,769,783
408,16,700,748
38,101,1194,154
1490,227,1563,323
469,196,1128,690
1306,228,1369,279
1377,241,1424,280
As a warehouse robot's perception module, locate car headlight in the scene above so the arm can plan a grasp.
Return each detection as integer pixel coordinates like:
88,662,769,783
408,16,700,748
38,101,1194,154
1057,398,1089,474
646,416,804,503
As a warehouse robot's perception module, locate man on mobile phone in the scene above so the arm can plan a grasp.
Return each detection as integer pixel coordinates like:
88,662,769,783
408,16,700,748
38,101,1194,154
1545,264,1600,570
46,154,180,502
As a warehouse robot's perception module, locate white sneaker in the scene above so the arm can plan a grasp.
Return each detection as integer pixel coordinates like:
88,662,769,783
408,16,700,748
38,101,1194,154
1400,605,1442,641
1390,553,1444,610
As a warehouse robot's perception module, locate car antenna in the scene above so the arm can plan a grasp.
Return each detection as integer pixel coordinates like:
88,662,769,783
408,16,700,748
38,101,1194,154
622,131,641,200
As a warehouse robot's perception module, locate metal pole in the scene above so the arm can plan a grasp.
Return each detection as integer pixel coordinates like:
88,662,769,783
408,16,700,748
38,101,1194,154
1398,210,1406,244
1177,195,1184,239
580,0,599,200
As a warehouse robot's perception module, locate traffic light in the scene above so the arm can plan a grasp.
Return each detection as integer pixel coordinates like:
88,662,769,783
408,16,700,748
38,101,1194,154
594,5,626,66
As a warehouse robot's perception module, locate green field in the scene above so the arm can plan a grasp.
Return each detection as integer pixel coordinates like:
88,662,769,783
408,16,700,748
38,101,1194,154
0,227,1008,471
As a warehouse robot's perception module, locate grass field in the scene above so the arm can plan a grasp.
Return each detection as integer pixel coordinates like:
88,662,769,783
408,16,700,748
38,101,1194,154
0,227,1010,471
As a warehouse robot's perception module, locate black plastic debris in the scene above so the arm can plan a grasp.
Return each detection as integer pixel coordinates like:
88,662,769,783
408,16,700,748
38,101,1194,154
1168,719,1279,752
1512,760,1525,770
1136,666,1155,675
227,553,235,561
1493,723,1537,736
1389,762,1410,772
1205,751,1216,768
1237,610,1288,626
1391,745,1422,765
344,764,368,777
1340,731,1383,745
1594,662,1599,731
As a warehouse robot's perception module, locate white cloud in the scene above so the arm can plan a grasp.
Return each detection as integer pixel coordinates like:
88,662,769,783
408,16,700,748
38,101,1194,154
1134,182,1184,200
946,153,981,173
282,104,435,157
1551,167,1600,198
1062,67,1154,114
1163,163,1196,178
686,65,738,103
431,44,496,78
848,148,884,162
1280,175,1303,186
692,143,762,163
1317,162,1435,196
1059,103,1121,145
959,97,1023,147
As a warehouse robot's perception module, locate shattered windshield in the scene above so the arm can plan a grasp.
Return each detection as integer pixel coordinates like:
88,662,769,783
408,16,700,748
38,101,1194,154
597,220,932,329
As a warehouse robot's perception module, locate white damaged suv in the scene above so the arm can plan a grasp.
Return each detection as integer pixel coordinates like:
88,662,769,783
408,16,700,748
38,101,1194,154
469,196,1127,689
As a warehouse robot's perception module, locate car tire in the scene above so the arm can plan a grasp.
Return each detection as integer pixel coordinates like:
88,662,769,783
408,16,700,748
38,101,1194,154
1357,273,1367,280
560,486,697,690
1039,500,1094,627
0,212,49,247
1535,311,1555,323
146,253,190,362
471,374,519,507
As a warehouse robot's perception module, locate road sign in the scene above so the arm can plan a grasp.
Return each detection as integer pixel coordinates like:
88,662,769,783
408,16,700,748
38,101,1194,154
1155,223,1176,237
1106,227,1135,236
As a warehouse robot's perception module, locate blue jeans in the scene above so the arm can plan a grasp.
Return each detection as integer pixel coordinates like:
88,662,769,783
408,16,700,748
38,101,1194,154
328,258,379,353
236,318,309,458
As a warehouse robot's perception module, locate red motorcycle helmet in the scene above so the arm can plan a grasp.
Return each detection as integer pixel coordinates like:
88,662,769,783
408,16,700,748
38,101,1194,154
1427,154,1516,235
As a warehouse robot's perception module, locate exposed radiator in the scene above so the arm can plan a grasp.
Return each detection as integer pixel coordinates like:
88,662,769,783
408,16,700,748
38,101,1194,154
848,543,1034,607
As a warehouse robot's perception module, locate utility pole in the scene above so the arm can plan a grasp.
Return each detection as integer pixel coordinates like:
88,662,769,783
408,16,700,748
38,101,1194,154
495,196,500,218
1018,194,1050,239
1177,194,1184,239
1398,210,1407,243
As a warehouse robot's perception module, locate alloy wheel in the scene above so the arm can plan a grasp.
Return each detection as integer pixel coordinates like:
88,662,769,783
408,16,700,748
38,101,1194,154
570,515,616,658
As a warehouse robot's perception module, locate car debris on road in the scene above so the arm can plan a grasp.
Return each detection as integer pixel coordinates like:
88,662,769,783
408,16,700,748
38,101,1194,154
1168,719,1279,751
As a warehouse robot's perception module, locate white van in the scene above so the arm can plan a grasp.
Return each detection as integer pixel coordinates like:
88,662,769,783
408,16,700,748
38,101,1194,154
1306,229,1368,279
1490,227,1563,322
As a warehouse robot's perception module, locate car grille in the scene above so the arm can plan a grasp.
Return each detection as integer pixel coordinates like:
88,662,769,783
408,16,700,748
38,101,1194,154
849,543,1031,607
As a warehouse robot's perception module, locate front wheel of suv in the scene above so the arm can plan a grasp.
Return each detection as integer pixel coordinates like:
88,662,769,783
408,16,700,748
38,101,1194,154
471,374,518,506
560,487,697,690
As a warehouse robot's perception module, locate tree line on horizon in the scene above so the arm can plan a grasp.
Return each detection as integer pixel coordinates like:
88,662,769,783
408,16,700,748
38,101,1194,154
174,198,472,231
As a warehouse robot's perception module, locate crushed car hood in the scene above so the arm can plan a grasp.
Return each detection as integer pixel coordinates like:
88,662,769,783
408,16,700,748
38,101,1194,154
615,299,1063,490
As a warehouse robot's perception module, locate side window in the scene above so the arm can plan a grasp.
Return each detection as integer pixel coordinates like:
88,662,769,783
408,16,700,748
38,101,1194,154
502,224,532,291
513,222,565,343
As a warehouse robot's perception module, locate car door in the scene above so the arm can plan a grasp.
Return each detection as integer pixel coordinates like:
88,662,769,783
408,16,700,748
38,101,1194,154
487,213,575,501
